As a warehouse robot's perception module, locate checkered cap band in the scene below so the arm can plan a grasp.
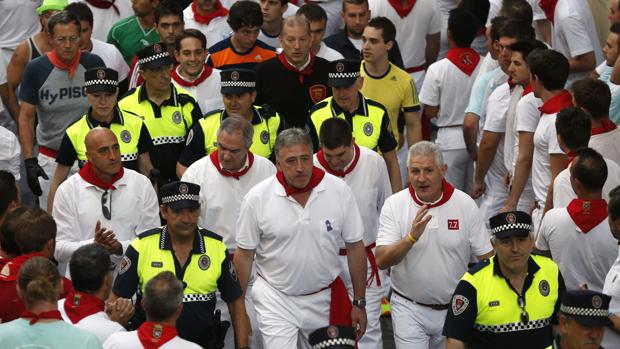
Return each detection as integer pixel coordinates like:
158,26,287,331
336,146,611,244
473,318,550,333
120,153,138,161
138,52,170,65
491,223,532,235
161,193,200,204
328,72,360,79
152,136,185,145
85,79,117,87
560,305,610,317
312,338,356,349
220,81,256,88
183,293,215,303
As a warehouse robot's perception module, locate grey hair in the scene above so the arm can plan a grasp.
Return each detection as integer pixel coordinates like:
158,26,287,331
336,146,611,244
274,128,313,161
407,141,444,167
143,271,184,322
282,15,311,36
217,116,254,149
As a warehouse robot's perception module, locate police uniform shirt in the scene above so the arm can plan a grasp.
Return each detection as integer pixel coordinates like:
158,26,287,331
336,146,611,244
181,153,276,251
112,226,242,344
178,106,281,167
442,255,565,349
308,94,397,153
118,83,202,182
56,107,153,171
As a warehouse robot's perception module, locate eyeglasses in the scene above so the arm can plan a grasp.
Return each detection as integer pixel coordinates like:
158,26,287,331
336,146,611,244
518,296,529,323
101,190,112,220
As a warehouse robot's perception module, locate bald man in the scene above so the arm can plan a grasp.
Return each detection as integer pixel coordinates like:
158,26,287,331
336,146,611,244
52,128,160,275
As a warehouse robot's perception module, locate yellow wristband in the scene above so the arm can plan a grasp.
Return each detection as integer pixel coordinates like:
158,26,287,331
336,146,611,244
407,233,417,244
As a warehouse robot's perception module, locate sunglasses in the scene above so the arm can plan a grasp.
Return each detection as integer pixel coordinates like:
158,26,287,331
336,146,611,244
101,190,112,220
518,296,529,323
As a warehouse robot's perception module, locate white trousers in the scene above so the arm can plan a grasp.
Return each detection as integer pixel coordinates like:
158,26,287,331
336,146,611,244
479,191,509,229
441,148,473,193
391,293,447,349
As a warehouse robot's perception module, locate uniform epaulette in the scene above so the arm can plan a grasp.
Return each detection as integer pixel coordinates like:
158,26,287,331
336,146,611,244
120,87,138,100
176,92,198,105
308,101,329,114
203,109,223,118
257,104,277,119
137,227,163,239
198,227,224,242
467,258,491,275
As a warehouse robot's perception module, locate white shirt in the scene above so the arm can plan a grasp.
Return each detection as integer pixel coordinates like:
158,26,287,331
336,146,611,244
0,0,41,51
183,6,232,49
258,29,280,50
477,53,499,80
91,39,130,81
316,42,344,62
532,111,564,204
536,206,618,291
53,169,160,266
58,299,125,344
181,153,276,251
313,146,392,246
419,57,481,150
482,82,511,195
376,187,492,304
553,157,620,208
603,248,620,349
0,125,20,181
236,173,364,295
171,66,224,114
589,127,620,166
503,85,525,172
69,0,133,42
103,330,202,349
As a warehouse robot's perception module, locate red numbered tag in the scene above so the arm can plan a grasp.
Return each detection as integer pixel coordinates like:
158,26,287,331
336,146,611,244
448,219,459,230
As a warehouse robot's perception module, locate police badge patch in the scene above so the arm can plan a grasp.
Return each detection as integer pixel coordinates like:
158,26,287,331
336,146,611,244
452,295,469,315
363,122,373,136
260,130,269,144
327,325,339,339
97,69,105,80
231,71,239,81
154,44,162,54
506,213,516,224
336,62,344,73
539,280,550,296
119,256,131,275
172,111,182,124
592,295,603,309
179,183,188,194
120,130,131,143
198,255,211,270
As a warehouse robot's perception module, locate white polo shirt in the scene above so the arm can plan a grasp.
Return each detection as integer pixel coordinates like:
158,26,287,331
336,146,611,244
103,330,202,349
552,157,620,208
91,39,130,81
183,6,232,49
536,204,618,291
419,56,481,151
0,125,20,181
53,169,160,266
482,81,511,195
69,0,133,42
58,299,125,344
589,127,620,166
316,42,344,62
376,184,492,304
236,172,364,295
313,146,392,246
171,65,224,115
181,152,276,251
603,248,620,349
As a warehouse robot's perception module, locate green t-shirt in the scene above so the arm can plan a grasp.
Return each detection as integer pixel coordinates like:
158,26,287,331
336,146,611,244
0,319,102,348
107,16,160,65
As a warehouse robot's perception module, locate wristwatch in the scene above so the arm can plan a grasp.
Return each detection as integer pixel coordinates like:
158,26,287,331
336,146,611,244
352,298,366,309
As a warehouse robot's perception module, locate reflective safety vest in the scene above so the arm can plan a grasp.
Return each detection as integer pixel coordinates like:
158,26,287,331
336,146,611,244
65,109,143,167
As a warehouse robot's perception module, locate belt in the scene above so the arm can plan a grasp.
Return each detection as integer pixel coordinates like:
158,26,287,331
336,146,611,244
437,124,463,128
339,243,381,287
406,64,426,73
393,289,449,310
39,145,58,159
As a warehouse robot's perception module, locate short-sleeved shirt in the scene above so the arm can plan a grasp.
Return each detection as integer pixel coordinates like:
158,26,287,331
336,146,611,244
171,65,224,115
482,82,511,194
207,37,276,70
182,6,231,49
107,16,160,65
553,157,620,208
0,0,41,51
0,125,20,180
58,299,125,344
70,0,133,42
91,39,130,82
589,127,620,165
103,330,202,349
597,66,620,124
532,111,565,204
603,248,620,348
0,319,102,349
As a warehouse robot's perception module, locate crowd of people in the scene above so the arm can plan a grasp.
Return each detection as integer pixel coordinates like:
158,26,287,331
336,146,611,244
1,0,620,348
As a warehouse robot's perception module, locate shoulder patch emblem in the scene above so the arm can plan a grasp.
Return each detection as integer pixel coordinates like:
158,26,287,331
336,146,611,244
198,255,211,270
186,129,194,145
363,122,374,136
172,111,182,124
452,295,469,316
119,255,131,275
229,261,238,281
539,280,550,296
120,130,131,143
260,130,269,144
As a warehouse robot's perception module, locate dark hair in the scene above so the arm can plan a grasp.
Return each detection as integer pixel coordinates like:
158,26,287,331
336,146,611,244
175,29,207,51
0,170,17,221
501,0,533,24
296,3,327,23
573,148,608,192
570,78,612,120
609,186,620,221
526,49,569,91
69,244,112,293
18,257,60,308
5,207,56,254
367,17,396,44
458,0,490,32
228,1,263,32
64,2,93,27
497,19,535,41
508,39,547,60
490,16,509,42
155,0,184,24
342,0,368,11
448,8,479,48
48,11,81,35
555,107,591,150
143,271,184,322
319,118,353,149
611,23,620,50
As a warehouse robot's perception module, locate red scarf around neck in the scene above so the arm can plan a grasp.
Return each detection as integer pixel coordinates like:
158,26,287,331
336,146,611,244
172,64,213,87
137,322,178,349
523,84,533,95
21,310,63,325
539,0,559,24
566,198,608,233
0,252,45,282
539,90,573,116
192,1,228,25
409,179,455,208
47,49,81,78
85,0,119,15
387,0,417,18
210,150,255,180
78,162,124,190
277,53,315,84
63,291,105,324
591,118,618,136
316,144,361,178
276,166,325,196
446,48,480,76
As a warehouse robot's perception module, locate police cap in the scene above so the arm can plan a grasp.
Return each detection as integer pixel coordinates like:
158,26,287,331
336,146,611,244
84,67,118,93
489,211,532,239
160,181,200,210
137,42,174,70
327,59,361,88
220,69,256,94
560,290,612,327
309,325,356,349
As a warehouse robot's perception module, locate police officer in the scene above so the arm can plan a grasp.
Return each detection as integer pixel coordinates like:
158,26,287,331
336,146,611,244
552,290,611,349
176,69,281,177
308,59,401,193
119,43,203,185
47,67,155,212
110,181,251,348
309,325,357,349
443,211,566,349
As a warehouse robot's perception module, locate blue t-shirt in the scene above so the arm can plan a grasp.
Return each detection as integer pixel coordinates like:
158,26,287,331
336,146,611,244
0,318,102,348
598,65,620,124
465,67,505,118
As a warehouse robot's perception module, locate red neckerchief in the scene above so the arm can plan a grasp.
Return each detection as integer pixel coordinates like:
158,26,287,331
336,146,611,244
508,77,516,90
0,256,11,268
63,291,105,324
567,198,608,233
210,150,255,180
409,179,455,208
0,252,45,282
591,118,618,136
20,310,63,325
539,90,573,116
137,322,178,349
523,84,533,95
191,1,228,25
446,48,480,76
85,0,119,15
47,49,81,78
566,150,578,163
172,64,213,87
78,162,124,190
316,144,361,178
387,0,416,18
276,166,325,196
277,53,314,84
539,0,558,24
